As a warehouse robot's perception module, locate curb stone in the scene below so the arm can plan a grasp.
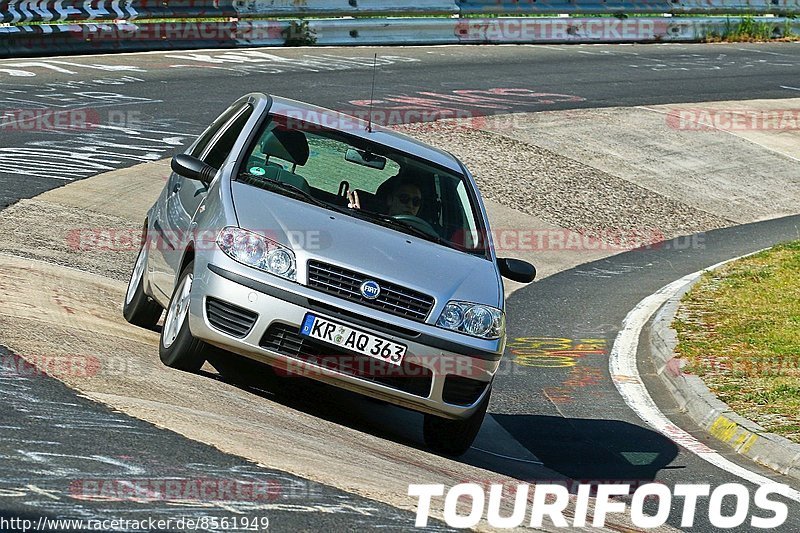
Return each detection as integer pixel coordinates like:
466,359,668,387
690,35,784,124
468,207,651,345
648,277,800,482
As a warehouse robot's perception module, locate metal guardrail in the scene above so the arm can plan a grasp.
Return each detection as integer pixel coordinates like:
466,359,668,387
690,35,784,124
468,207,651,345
456,0,800,15
2,0,798,24
458,0,674,15
670,0,800,14
4,16,797,56
1,0,799,57
235,0,459,18
0,0,459,24
0,20,290,57
311,16,799,45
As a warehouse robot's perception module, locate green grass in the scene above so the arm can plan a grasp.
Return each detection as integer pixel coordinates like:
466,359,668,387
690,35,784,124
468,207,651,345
674,240,800,442
705,15,798,42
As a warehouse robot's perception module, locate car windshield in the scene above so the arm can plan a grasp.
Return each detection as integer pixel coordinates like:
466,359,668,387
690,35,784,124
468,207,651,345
237,116,487,256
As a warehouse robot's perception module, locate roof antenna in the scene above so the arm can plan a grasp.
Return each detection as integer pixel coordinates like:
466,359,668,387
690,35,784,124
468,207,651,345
367,53,378,133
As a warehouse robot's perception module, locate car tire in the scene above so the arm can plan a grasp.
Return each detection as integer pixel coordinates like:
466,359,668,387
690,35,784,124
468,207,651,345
423,384,491,457
123,239,162,328
159,261,208,372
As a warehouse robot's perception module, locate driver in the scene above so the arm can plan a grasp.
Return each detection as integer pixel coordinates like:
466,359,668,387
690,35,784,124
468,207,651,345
347,175,424,218
384,179,422,217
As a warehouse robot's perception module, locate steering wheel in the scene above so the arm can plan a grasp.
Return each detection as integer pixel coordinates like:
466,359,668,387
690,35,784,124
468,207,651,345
391,214,440,239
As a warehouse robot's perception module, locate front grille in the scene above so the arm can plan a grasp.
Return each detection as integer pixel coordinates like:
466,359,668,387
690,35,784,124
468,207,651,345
206,297,258,338
442,375,489,406
260,324,432,398
307,260,434,323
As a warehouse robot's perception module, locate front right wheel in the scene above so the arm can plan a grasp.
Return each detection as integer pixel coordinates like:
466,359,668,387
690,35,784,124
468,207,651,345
123,238,162,329
423,384,491,456
159,261,209,372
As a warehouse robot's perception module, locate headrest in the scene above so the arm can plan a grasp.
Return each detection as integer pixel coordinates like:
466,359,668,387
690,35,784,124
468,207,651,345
261,128,309,166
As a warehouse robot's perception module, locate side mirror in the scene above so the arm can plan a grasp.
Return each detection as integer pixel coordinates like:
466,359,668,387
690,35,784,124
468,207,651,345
498,258,536,283
171,154,216,184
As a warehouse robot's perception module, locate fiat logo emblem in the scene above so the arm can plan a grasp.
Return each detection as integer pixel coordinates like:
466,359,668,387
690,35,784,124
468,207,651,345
360,280,381,300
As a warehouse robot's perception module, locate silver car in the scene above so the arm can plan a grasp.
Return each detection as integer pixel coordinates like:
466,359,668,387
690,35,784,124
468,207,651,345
123,93,535,456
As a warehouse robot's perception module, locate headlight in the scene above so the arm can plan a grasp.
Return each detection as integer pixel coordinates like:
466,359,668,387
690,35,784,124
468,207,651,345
436,301,504,340
217,227,296,281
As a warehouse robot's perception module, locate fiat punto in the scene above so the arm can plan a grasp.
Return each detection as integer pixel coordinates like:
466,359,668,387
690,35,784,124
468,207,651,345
123,93,535,455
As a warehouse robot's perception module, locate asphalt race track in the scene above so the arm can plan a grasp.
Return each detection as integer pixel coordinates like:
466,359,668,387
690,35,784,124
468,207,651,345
0,347,446,531
1,43,800,531
3,43,800,207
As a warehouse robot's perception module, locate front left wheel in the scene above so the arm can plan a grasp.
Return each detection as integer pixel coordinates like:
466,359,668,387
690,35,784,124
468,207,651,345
159,261,209,372
423,384,491,457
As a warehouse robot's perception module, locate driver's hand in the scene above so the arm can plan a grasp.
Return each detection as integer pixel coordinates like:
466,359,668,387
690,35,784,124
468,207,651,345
347,190,361,209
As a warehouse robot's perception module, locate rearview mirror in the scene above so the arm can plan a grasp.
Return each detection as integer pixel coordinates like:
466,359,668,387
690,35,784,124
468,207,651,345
345,148,386,170
171,154,216,184
498,258,536,283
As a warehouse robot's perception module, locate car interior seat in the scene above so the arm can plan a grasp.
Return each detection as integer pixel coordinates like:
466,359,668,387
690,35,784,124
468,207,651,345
258,127,312,194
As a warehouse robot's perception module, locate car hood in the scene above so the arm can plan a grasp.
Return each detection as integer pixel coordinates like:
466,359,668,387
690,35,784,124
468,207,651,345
231,182,501,309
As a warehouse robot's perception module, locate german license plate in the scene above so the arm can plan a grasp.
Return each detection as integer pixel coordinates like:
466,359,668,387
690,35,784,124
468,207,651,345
300,313,406,366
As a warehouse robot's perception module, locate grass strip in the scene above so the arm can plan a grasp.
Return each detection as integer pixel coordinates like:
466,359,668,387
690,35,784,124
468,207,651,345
674,240,800,442
705,15,798,41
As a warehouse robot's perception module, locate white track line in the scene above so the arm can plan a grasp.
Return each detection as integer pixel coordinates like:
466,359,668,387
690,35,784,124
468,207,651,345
608,257,800,503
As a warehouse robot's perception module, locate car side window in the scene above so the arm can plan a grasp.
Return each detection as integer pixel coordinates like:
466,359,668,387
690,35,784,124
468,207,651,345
190,104,243,158
201,104,254,170
177,104,253,217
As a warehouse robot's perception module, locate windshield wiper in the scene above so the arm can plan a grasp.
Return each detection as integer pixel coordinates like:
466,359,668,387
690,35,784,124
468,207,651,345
238,172,347,214
350,208,449,246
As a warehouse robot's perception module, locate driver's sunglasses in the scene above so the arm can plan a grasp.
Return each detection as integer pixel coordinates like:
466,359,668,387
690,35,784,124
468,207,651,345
397,193,422,207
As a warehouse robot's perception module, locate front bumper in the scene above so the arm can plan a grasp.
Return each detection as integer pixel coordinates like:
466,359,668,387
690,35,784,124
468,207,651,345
188,261,501,419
